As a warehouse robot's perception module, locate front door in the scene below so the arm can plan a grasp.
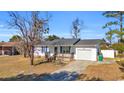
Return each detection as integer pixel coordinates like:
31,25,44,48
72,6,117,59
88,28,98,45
54,47,58,54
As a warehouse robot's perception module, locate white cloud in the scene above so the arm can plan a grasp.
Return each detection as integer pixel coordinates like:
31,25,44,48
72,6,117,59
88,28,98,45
0,28,18,32
0,28,18,38
96,34,104,37
81,30,94,33
0,33,13,37
0,24,4,28
46,33,72,38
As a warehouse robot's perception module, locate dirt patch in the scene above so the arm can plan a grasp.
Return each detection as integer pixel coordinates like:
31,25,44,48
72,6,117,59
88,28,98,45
79,63,124,81
0,56,64,78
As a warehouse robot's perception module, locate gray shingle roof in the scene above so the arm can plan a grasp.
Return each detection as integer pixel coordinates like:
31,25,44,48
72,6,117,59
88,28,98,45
50,38,80,46
36,39,104,46
40,41,51,45
75,39,103,46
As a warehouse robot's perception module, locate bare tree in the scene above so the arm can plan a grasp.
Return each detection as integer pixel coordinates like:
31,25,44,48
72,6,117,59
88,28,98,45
8,11,49,65
71,18,83,39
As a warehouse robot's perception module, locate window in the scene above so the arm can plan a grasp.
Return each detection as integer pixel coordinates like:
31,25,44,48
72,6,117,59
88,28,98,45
41,46,48,53
60,46,71,54
60,46,62,53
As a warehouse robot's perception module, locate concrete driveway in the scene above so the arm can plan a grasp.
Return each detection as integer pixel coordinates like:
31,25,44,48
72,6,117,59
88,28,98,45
53,60,94,74
32,61,95,81
33,60,95,81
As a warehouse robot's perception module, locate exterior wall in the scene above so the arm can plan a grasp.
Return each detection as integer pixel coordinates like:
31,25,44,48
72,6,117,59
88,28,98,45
34,46,54,56
91,48,97,61
49,46,54,56
58,46,60,54
34,47,45,56
34,45,99,61
34,46,75,57
70,46,75,54
101,50,115,58
57,54,71,57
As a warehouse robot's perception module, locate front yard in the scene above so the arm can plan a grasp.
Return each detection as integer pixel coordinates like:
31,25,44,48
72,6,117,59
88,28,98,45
1,55,124,81
79,60,124,81
0,55,64,78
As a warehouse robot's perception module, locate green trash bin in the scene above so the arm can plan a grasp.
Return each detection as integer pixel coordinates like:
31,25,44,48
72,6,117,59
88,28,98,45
98,54,103,62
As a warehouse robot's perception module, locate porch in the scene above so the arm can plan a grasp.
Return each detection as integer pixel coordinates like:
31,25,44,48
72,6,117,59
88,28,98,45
0,46,16,55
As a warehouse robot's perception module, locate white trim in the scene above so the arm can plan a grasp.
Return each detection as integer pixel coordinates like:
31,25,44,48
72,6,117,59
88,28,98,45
35,45,97,47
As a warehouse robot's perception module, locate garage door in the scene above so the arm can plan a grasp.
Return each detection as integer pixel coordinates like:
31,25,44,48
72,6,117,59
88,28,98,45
75,48,97,61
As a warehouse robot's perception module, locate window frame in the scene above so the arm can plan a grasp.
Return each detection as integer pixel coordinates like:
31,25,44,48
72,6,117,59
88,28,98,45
60,46,71,54
41,46,48,53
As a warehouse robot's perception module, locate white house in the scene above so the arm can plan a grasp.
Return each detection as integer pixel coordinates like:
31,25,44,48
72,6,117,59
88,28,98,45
34,39,104,61
101,50,115,58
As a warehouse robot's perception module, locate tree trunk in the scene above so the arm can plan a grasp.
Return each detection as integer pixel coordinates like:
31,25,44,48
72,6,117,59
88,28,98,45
30,55,34,65
30,46,34,65
23,46,29,58
23,49,27,58
23,43,28,58
120,12,123,42
110,40,112,45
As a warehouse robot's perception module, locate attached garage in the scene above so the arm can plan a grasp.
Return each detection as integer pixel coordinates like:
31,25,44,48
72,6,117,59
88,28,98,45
75,48,97,61
74,39,101,61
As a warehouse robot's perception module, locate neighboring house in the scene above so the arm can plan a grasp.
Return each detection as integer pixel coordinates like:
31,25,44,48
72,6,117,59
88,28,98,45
101,50,115,58
34,39,104,61
0,42,18,55
100,42,116,58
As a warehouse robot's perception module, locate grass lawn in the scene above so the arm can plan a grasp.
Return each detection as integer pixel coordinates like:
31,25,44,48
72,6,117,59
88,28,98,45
0,55,64,78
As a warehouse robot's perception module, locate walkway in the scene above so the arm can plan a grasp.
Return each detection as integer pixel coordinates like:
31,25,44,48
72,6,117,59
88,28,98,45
33,60,94,81
53,60,94,74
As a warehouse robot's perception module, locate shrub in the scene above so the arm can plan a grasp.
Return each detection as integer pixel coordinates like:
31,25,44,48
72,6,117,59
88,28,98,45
111,43,124,53
116,60,124,67
100,43,110,50
116,54,124,58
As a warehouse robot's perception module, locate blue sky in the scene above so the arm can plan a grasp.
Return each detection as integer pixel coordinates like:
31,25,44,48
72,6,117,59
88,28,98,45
0,11,110,42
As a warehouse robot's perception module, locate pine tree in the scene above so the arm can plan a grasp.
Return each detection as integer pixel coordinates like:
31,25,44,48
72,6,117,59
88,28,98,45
103,11,124,43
